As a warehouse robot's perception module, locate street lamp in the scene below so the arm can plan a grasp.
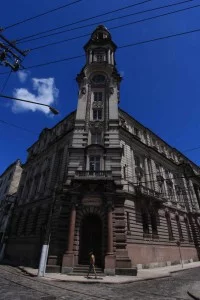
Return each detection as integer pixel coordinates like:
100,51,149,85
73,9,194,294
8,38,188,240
0,94,59,115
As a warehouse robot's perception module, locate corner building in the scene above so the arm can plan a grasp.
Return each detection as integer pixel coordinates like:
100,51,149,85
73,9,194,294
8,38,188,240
6,26,200,274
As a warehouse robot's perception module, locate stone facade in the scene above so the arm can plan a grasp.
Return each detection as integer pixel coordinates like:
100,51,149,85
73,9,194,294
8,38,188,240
5,26,200,274
0,159,22,258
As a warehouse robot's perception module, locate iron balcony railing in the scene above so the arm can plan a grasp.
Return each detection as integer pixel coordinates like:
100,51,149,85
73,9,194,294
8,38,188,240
135,185,168,203
75,170,112,178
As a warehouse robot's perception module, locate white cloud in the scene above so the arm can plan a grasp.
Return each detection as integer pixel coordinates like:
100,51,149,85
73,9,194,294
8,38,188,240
17,70,29,83
12,77,59,115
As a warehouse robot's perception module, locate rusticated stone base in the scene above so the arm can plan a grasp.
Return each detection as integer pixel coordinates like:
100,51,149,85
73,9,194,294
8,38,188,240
61,252,74,274
104,254,116,275
115,267,137,276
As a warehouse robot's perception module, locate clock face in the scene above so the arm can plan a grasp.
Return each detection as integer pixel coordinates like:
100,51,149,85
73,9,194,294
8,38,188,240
92,74,105,84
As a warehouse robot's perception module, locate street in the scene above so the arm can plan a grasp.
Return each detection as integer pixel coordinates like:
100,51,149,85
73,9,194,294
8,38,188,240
0,264,199,299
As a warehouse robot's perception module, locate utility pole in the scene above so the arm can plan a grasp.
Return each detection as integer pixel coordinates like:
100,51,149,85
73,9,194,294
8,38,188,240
38,186,57,277
0,28,29,72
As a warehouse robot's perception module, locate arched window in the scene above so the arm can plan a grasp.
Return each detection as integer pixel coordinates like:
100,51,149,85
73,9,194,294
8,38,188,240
166,212,174,241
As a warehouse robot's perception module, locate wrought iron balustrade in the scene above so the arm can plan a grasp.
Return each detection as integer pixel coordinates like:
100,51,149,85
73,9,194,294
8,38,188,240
135,185,167,202
75,170,112,178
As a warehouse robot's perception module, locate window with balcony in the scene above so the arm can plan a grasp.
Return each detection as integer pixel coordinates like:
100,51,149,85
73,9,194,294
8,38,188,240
93,109,102,120
89,156,100,173
91,132,101,144
94,92,103,101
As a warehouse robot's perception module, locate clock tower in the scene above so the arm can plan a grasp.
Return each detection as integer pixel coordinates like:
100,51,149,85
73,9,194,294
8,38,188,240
62,26,133,275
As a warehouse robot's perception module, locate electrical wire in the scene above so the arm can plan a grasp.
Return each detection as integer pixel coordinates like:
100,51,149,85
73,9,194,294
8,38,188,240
4,0,83,30
16,0,154,42
183,146,200,153
23,26,200,70
17,0,200,44
0,119,38,135
29,0,198,51
0,70,12,92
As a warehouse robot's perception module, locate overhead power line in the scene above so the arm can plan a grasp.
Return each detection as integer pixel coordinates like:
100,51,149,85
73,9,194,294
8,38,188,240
183,146,200,153
17,0,200,44
0,119,38,135
16,0,153,42
0,70,12,92
4,0,82,30
29,0,200,51
23,26,200,70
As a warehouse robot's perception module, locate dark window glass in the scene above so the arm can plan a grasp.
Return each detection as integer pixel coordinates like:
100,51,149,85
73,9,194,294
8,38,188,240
142,211,149,234
166,213,174,240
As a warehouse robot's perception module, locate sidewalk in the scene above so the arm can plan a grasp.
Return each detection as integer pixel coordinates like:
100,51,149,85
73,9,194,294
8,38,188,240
19,261,200,284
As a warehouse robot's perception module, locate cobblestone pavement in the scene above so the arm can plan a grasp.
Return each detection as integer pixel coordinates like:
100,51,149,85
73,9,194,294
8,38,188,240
0,264,199,300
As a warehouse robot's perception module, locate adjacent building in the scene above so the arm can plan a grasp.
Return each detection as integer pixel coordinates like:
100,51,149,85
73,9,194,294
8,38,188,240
5,26,200,274
0,159,22,257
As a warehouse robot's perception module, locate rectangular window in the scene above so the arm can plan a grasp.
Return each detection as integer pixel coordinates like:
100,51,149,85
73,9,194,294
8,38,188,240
91,133,101,144
89,156,100,172
93,109,102,120
134,155,140,168
94,92,103,101
166,213,174,241
156,163,160,173
96,54,104,62
142,211,149,235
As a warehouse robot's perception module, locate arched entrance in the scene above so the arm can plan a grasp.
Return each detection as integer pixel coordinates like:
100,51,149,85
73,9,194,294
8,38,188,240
79,214,102,266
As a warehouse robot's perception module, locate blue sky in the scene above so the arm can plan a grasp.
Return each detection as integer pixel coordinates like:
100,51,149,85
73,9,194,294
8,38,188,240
0,0,200,174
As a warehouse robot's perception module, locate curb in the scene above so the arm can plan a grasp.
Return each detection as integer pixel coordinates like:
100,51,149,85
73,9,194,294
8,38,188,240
187,291,200,300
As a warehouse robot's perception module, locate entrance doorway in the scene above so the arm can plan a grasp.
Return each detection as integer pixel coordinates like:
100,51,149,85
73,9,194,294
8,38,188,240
79,214,102,266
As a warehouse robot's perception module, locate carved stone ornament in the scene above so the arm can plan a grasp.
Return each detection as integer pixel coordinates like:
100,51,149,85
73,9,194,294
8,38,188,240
92,101,103,108
81,87,86,94
89,121,104,130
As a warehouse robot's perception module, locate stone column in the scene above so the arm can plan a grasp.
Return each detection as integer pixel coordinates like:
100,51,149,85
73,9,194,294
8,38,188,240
189,179,199,210
182,177,192,211
67,203,76,253
104,201,116,275
108,49,111,64
144,157,151,189
62,200,77,274
151,159,159,191
107,205,114,254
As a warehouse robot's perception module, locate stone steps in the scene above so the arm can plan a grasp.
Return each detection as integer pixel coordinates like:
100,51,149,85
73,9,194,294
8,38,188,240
68,265,105,276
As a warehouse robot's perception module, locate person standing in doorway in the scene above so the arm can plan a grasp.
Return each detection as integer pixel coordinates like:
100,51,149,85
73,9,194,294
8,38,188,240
87,251,97,279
